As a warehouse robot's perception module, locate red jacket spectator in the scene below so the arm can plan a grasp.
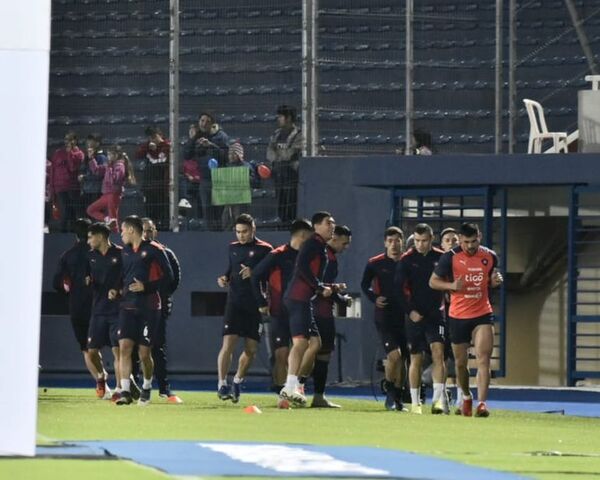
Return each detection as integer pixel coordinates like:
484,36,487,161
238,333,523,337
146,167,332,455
49,145,84,195
183,158,201,182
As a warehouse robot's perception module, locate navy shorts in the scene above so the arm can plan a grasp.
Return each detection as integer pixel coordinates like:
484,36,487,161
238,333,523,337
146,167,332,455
315,316,336,353
70,314,90,351
270,312,291,350
285,298,319,339
87,313,119,349
222,302,262,342
118,308,160,346
374,308,407,355
449,314,494,345
405,312,445,354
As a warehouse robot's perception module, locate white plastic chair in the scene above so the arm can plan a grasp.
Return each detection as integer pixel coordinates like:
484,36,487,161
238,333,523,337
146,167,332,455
523,99,568,154
523,98,568,153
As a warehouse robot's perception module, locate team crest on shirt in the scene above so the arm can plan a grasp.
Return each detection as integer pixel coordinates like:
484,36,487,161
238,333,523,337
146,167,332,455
141,251,148,258
111,257,118,264
249,250,255,257
482,258,488,265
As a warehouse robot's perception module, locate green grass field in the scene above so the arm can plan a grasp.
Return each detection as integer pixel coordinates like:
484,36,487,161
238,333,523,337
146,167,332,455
2,388,600,480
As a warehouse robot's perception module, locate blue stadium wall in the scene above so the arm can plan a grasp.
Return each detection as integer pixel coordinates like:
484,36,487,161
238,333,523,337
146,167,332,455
40,153,600,385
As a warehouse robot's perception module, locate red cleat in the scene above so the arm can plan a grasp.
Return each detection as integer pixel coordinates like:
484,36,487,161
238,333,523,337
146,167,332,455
475,402,490,418
462,397,473,417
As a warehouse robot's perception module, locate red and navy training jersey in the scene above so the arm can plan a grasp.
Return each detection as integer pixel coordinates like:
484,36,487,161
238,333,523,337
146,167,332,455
120,240,175,311
225,237,273,307
395,247,445,316
53,240,93,316
361,253,401,311
434,245,498,320
284,233,329,303
251,243,298,316
88,244,122,316
312,244,344,319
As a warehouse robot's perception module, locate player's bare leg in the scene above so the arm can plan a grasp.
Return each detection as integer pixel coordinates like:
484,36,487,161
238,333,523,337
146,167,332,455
408,352,423,413
430,342,447,414
217,334,238,400
138,345,154,405
298,335,322,387
473,324,494,417
116,338,135,405
383,349,403,410
452,343,472,416
231,338,258,403
111,346,121,390
272,346,289,387
281,336,314,405
87,348,109,398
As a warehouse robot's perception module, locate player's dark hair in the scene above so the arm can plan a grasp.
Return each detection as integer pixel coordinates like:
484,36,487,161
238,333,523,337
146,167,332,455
440,227,457,238
290,219,313,236
384,226,404,240
311,211,332,226
460,222,480,237
144,125,162,138
122,215,144,235
73,218,91,241
414,223,433,237
198,111,215,123
86,133,102,144
88,222,111,239
235,213,255,228
65,131,78,143
334,225,352,237
276,105,297,123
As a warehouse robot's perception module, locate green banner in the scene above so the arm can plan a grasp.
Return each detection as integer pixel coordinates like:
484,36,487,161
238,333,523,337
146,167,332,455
211,166,251,206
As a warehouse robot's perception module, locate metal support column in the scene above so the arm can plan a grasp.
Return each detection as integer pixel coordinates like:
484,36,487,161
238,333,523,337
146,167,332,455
168,0,180,231
302,0,319,157
508,0,517,153
495,0,503,154
564,0,598,74
405,0,414,155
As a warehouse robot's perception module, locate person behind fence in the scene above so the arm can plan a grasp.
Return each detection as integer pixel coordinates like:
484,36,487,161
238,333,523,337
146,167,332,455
136,126,170,230
86,145,136,230
49,131,84,232
184,112,232,229
79,133,107,218
220,142,255,231
266,105,303,224
179,150,201,215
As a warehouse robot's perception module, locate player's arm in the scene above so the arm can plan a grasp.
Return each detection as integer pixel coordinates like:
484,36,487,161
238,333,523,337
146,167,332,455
296,241,326,294
429,252,462,291
52,254,69,293
251,252,276,309
217,248,232,288
142,247,175,294
394,259,417,315
490,251,503,288
164,247,181,294
360,263,378,303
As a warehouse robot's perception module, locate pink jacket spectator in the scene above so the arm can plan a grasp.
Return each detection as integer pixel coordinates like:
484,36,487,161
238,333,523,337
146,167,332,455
89,158,127,194
183,159,201,182
49,147,84,195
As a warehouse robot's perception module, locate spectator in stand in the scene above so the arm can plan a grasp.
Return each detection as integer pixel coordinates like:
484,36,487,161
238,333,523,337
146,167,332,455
183,112,232,229
136,126,170,230
221,142,255,230
87,145,136,230
79,133,107,218
266,105,303,225
49,131,85,232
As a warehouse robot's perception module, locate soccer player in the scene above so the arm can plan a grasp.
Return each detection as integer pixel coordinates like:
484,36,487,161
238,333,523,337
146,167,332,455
360,226,406,411
251,219,314,395
142,218,182,404
430,222,503,417
53,218,107,396
280,211,336,405
440,227,459,252
115,215,175,406
216,214,273,403
86,222,122,399
305,225,352,408
396,223,446,414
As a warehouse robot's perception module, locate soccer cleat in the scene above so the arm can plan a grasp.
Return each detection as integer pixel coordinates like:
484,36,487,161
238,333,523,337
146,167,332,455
218,385,232,401
279,385,306,406
96,377,106,398
431,400,445,415
475,402,490,418
111,391,122,403
102,385,113,400
159,392,183,404
138,388,151,406
462,397,473,417
115,391,132,405
297,384,305,397
384,388,397,411
231,382,241,404
129,375,141,401
311,395,341,408
410,403,423,415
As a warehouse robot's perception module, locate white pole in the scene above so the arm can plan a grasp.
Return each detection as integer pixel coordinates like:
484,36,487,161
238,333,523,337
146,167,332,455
405,0,414,155
0,0,50,456
169,0,180,231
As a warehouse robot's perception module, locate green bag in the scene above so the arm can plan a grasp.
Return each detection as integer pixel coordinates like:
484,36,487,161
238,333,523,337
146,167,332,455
211,166,251,206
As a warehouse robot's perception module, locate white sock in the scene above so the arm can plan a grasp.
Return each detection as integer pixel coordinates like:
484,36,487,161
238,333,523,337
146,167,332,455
285,374,298,389
233,376,243,384
142,378,152,390
114,387,122,394
432,383,444,402
218,379,228,389
121,379,131,392
410,388,420,405
97,372,105,380
456,387,464,404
